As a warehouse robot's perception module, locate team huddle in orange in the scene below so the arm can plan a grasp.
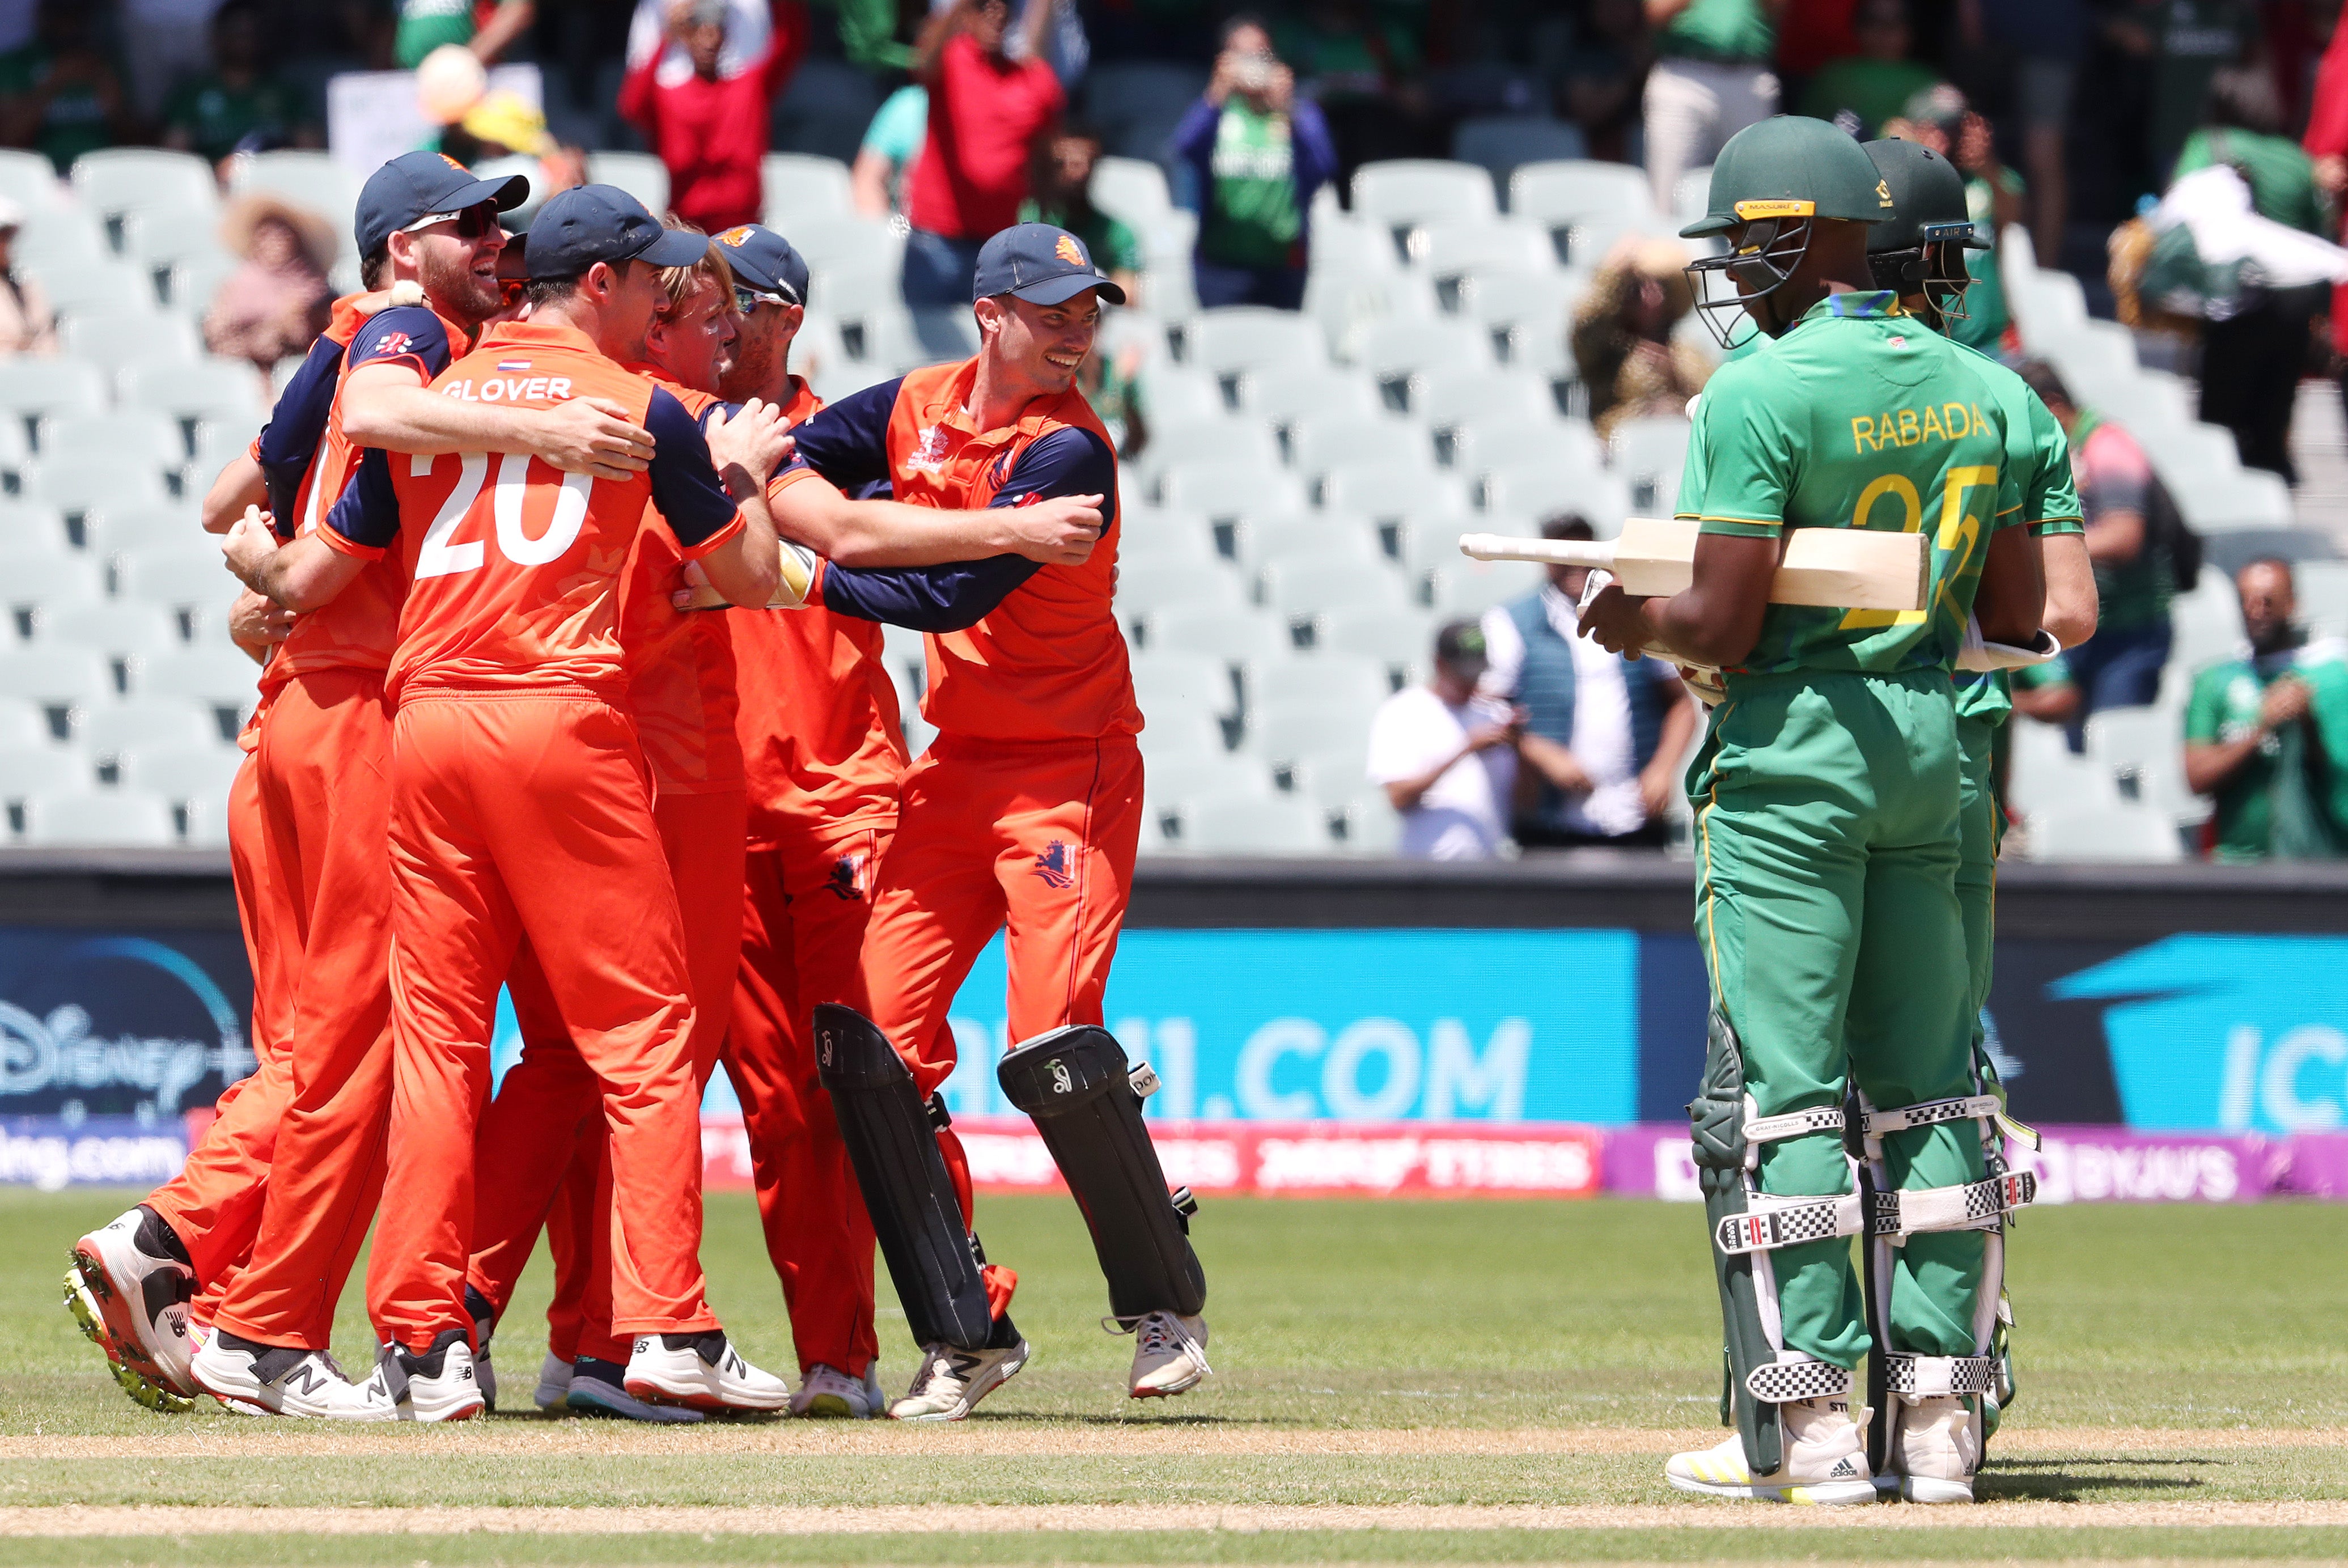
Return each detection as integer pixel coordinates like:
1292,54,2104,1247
62,151,1211,1425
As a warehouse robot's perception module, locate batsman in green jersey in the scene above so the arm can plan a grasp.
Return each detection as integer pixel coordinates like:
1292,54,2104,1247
1580,116,2046,1507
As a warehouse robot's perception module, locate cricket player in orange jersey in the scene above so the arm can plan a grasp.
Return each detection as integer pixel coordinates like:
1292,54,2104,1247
772,224,1209,1421
219,183,792,1421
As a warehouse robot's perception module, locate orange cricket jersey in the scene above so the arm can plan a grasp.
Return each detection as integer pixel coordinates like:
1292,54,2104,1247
775,357,1141,744
320,320,745,702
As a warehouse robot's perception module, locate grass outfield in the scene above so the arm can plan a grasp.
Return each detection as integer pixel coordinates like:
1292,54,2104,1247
0,1188,2342,1563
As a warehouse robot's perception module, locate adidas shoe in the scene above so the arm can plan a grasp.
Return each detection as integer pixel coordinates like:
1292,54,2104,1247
888,1338,1028,1422
463,1285,498,1413
789,1363,875,1418
1664,1397,1880,1505
382,1328,486,1422
1125,1311,1211,1399
62,1264,192,1414
567,1356,705,1423
1883,1393,1982,1504
71,1206,197,1400
624,1330,789,1412
192,1331,398,1421
533,1350,574,1412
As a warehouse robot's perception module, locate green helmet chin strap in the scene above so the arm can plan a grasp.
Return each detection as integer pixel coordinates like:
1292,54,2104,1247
1862,137,1992,331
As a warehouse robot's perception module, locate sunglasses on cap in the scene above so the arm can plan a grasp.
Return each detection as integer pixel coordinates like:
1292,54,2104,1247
732,283,799,315
400,203,501,240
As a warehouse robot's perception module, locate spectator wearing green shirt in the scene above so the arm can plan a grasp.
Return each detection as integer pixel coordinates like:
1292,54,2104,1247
162,2,310,172
1799,0,1940,138
396,0,536,70
2184,558,2348,861
1641,0,1782,211
1171,15,1338,312
1018,124,1142,310
0,0,132,175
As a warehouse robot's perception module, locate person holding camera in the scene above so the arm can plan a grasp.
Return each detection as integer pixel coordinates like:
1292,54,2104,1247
1170,14,1338,312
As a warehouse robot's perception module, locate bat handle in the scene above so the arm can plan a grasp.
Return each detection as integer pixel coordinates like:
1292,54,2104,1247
1457,533,1615,569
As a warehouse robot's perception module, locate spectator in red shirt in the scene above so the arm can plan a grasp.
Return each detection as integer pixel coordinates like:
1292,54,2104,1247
618,0,807,236
901,0,1065,307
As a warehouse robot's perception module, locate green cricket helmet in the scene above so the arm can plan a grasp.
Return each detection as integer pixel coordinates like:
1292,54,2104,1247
1681,115,1896,347
1863,136,1987,323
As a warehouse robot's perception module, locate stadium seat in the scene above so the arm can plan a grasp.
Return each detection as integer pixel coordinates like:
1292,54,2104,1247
80,696,221,760
1143,753,1278,820
1455,269,1578,368
26,463,172,546
1138,416,1281,484
1447,417,1602,489
138,644,262,713
1136,706,1231,765
1332,791,1401,852
2292,561,2348,628
65,313,204,381
180,787,236,848
1418,368,1558,434
116,200,225,270
0,695,52,750
230,152,361,258
1286,413,1431,479
1129,648,1240,722
122,358,265,450
1351,316,1494,409
1509,158,1658,229
2177,468,2295,533
36,261,164,329
1118,506,1220,571
1249,655,1393,714
1135,360,1224,425
1413,220,1554,283
39,600,181,658
1320,463,1474,529
14,209,111,277
1427,558,1544,617
1452,116,1590,189
2027,801,2184,862
22,789,175,847
1157,459,1308,520
2004,718,2117,817
116,545,239,626
1112,556,1250,621
1483,462,1631,528
760,152,853,224
0,359,109,452
0,149,63,215
1235,363,1382,427
72,149,219,235
162,248,241,316
1671,166,1714,229
43,412,188,486
1186,307,1330,380
2085,707,2199,821
1237,511,1385,572
790,215,905,292
1091,156,1175,230
1609,416,1693,515
118,743,241,805
1264,556,1415,627
1245,696,1388,772
2006,265,2087,340
1318,605,1436,680
0,499,72,554
1353,159,1498,238
0,747,92,810
84,503,204,560
1180,791,1331,855
1141,605,1296,670
0,553,105,633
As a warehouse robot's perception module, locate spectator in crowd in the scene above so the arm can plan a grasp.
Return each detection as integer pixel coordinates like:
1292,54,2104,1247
851,81,926,218
1957,0,2086,269
901,0,1063,307
1367,620,1523,861
838,0,918,72
1798,0,1938,137
2016,359,2177,746
1018,122,1141,307
203,191,333,385
162,1,309,171
1640,0,1781,213
1272,0,1426,181
1556,0,1654,166
2184,558,2348,861
0,0,134,173
2147,0,2250,186
1571,235,1711,441
396,0,537,69
1171,15,1337,312
2175,66,2330,484
1888,84,2020,354
2306,5,2348,426
0,197,56,355
619,0,808,238
1480,515,1697,850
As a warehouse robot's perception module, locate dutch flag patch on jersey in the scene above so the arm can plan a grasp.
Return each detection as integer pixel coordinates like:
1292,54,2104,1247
496,360,531,371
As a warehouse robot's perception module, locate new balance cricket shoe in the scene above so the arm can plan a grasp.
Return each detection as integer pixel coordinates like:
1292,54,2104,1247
192,1331,398,1420
71,1206,198,1400
464,1285,499,1413
1125,1311,1211,1399
381,1328,486,1422
533,1351,575,1412
62,1265,192,1414
567,1356,705,1423
1882,1393,1982,1503
1664,1397,1879,1505
789,1363,875,1418
624,1331,790,1412
888,1338,1028,1422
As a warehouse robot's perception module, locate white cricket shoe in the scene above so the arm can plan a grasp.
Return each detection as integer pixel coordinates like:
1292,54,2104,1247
1126,1311,1211,1399
1883,1393,1982,1503
624,1331,790,1412
71,1206,197,1400
533,1350,574,1412
63,1264,192,1414
384,1329,486,1422
567,1356,705,1423
789,1363,875,1418
1664,1397,1880,1505
192,1332,399,1421
888,1338,1028,1422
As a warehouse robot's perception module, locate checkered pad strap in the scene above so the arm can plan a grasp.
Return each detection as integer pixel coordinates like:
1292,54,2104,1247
1713,1192,1864,1256
1744,1357,1854,1405
1869,1171,2036,1237
1744,1106,1845,1143
1881,1352,1999,1399
1860,1095,2002,1137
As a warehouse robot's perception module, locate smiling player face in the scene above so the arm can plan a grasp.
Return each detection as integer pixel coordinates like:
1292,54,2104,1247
985,291,1099,400
646,274,736,397
409,204,508,325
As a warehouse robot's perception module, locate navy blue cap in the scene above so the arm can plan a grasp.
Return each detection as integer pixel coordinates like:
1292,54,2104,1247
972,222,1126,307
520,184,710,279
711,223,810,306
355,150,529,257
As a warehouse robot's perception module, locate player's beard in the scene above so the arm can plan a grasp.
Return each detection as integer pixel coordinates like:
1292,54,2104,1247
720,321,779,404
423,244,507,326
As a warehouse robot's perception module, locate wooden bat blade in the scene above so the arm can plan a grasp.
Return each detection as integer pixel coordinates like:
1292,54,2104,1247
1457,519,1926,611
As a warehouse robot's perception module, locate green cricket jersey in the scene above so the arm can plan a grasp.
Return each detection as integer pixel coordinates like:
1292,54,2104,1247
1676,291,2025,679
2184,642,2348,861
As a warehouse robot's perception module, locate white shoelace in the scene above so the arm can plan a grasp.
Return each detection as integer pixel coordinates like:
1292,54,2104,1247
1129,1312,1212,1377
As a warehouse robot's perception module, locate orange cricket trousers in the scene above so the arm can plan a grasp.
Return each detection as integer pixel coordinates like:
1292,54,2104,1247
728,821,891,1378
367,693,715,1355
210,671,400,1351
465,789,747,1363
857,735,1143,1228
149,751,295,1308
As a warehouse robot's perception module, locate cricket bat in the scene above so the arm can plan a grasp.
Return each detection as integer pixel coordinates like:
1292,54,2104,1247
1458,516,1928,612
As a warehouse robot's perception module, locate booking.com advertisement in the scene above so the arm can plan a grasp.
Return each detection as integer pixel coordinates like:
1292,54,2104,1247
5,923,2348,1198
